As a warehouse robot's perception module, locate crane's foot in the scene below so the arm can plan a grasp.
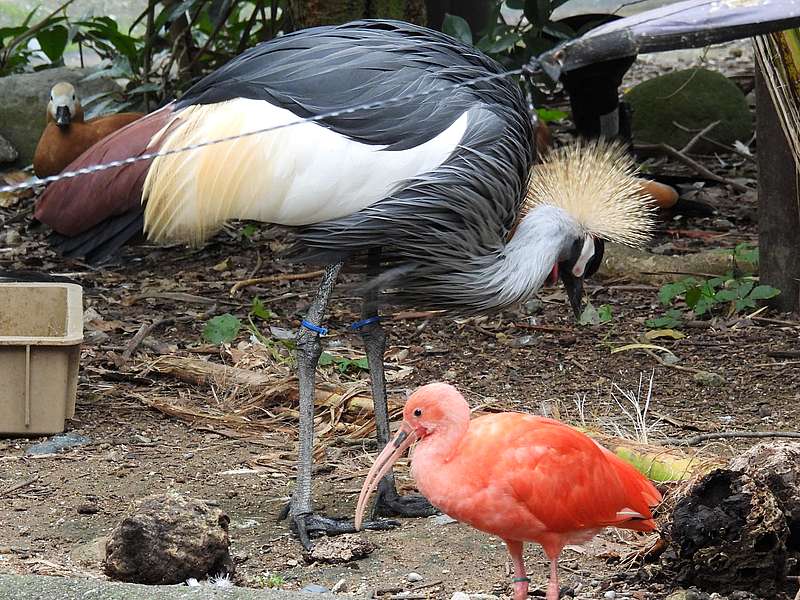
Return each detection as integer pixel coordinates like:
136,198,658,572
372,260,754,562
373,476,438,519
279,503,399,550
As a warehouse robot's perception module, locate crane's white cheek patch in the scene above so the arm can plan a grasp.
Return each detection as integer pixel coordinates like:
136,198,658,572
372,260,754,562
571,236,595,277
143,98,469,244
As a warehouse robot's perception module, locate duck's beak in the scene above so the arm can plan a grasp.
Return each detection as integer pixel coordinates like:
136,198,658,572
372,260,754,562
55,105,71,127
355,422,418,530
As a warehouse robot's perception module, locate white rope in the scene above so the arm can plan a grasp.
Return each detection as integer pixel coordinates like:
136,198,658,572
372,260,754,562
0,67,527,195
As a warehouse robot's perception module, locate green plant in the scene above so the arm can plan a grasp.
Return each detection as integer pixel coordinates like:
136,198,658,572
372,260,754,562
441,1,575,73
202,313,242,344
578,302,613,326
649,274,779,327
318,352,369,374
253,572,286,589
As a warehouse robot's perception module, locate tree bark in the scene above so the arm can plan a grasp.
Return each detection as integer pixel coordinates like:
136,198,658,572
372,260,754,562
756,61,800,314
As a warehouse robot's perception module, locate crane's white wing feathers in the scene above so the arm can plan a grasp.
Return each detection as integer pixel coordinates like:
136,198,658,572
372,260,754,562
143,98,469,244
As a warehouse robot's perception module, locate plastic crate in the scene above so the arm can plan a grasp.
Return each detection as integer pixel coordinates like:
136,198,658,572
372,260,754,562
0,282,83,435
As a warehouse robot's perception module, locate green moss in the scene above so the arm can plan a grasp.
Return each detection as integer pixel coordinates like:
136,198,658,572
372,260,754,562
625,68,753,152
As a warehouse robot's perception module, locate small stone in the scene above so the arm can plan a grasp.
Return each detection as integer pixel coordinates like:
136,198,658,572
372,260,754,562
692,370,725,387
331,578,347,593
77,503,99,515
26,433,90,455
0,134,18,164
301,584,330,593
286,559,298,567
604,592,617,599
406,572,423,582
4,229,21,245
523,298,543,315
757,404,772,417
431,514,457,526
450,594,471,600
305,534,375,564
510,335,537,348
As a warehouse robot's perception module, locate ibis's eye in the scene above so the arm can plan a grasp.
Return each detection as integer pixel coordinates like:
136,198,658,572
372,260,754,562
72,94,76,100
413,408,422,417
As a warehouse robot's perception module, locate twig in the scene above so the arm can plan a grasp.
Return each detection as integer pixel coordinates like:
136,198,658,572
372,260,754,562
680,120,720,154
230,270,325,295
768,350,800,358
123,306,217,361
752,316,800,327
123,318,173,361
635,143,750,193
751,360,800,367
664,431,800,447
0,474,39,498
673,121,756,163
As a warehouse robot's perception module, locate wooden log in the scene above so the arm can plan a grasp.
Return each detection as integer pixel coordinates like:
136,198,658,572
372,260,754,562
756,60,800,313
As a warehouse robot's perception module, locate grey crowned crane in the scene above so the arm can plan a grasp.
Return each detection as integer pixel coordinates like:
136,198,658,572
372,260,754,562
34,20,654,548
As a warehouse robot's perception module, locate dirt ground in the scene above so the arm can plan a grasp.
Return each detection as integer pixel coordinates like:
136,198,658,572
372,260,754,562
1,42,799,600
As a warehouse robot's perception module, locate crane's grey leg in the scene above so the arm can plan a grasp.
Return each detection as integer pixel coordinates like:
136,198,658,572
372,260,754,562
280,262,397,549
358,250,437,519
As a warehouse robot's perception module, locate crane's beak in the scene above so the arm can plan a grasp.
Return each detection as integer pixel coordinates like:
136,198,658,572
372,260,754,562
559,267,584,319
355,422,418,530
55,105,71,127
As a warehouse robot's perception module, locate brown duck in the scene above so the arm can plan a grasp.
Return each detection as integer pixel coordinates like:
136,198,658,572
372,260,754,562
33,82,144,177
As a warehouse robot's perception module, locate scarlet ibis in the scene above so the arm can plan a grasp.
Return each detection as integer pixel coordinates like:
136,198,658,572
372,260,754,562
356,382,662,600
34,20,654,548
33,82,144,178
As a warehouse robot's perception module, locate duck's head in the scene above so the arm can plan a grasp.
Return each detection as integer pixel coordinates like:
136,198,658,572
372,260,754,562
47,82,82,128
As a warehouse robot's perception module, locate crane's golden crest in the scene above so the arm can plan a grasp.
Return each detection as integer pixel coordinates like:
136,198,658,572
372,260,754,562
524,139,656,247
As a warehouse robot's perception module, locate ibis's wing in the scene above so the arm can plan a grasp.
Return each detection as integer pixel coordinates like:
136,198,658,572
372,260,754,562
540,0,800,76
177,19,517,150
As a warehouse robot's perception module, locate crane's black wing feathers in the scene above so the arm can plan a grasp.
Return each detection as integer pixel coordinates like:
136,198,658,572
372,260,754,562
177,20,517,150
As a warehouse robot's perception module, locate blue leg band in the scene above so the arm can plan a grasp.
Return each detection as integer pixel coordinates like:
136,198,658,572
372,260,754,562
349,316,381,331
301,320,328,335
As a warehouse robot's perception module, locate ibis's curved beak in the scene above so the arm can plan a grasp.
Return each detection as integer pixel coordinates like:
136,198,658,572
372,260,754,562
355,422,418,530
559,267,584,319
55,105,71,127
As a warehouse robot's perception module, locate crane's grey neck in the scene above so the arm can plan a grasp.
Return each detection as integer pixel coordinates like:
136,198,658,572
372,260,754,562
473,204,582,311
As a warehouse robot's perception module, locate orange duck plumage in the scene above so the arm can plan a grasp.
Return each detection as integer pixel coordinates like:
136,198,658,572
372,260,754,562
33,82,144,178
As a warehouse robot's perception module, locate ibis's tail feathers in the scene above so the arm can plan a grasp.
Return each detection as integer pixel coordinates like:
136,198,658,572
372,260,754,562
34,105,174,255
50,208,144,264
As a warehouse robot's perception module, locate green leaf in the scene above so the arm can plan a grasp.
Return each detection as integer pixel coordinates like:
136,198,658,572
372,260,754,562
36,25,69,62
658,280,692,305
578,302,612,326
645,309,683,329
442,13,472,45
202,314,241,344
536,107,568,123
241,224,258,238
485,30,522,53
250,297,273,321
318,352,334,367
714,288,738,303
749,285,780,300
684,286,702,309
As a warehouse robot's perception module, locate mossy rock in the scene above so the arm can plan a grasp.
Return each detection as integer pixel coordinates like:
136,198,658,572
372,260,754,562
625,68,753,152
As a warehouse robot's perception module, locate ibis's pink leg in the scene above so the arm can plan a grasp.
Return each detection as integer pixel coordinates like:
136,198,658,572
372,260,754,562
546,557,560,600
504,539,530,600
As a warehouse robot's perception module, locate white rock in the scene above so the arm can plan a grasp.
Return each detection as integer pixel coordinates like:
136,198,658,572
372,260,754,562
406,572,423,582
604,592,617,599
450,593,471,600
